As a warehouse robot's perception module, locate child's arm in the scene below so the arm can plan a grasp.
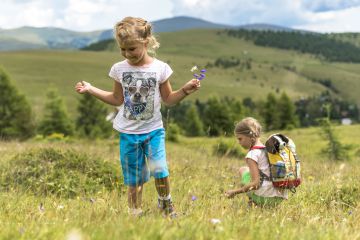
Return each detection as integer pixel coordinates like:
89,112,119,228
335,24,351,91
225,159,261,198
160,79,200,106
75,80,124,106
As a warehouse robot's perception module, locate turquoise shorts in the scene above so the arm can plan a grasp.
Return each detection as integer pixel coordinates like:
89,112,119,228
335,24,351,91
241,171,284,207
119,128,169,186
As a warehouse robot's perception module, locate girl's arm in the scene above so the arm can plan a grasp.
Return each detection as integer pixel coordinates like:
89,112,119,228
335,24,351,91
225,159,261,198
160,79,200,106
75,80,124,106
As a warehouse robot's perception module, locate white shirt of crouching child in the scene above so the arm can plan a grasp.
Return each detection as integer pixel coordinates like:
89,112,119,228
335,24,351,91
246,148,288,199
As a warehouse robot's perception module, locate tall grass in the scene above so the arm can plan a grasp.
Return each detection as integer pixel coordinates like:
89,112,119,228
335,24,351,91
0,125,359,239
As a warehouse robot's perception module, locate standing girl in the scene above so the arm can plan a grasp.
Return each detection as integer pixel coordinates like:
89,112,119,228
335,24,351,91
75,16,201,217
225,117,287,206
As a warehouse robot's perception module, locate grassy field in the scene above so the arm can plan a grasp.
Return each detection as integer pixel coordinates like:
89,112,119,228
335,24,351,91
1,29,360,119
1,125,360,239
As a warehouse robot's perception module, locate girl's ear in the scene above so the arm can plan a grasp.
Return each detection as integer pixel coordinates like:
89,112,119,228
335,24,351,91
250,137,256,146
144,40,149,48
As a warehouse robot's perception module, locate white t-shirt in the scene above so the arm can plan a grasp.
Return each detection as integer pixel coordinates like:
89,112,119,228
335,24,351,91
246,147,288,199
108,59,173,134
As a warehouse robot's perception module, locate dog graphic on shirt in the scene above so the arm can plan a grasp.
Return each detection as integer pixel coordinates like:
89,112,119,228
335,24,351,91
122,72,156,120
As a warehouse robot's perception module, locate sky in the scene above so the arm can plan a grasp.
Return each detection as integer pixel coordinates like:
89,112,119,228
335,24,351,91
1,0,360,33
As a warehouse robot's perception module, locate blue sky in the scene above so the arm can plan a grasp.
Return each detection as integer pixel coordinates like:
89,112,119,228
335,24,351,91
1,0,360,32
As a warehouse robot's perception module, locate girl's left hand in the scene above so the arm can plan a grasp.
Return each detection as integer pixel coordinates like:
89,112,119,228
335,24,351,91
182,79,201,95
224,190,237,198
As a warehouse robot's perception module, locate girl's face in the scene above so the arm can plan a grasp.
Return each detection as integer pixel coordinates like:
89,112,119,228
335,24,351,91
236,134,252,149
120,41,147,66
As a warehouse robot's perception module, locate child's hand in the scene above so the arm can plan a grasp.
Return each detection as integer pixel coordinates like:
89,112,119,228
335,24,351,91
75,81,92,94
224,190,237,198
182,79,201,95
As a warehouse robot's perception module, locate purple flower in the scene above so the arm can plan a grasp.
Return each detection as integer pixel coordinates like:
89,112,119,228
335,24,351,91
191,195,197,201
191,67,207,80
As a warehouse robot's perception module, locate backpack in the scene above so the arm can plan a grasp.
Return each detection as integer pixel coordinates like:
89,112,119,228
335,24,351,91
259,133,301,191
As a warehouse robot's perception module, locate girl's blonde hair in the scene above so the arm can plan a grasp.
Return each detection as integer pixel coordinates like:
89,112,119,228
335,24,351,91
234,117,262,139
113,16,160,55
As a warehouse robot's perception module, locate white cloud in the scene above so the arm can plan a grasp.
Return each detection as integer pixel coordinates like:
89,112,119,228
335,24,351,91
0,0,360,32
0,0,56,28
301,0,360,12
0,0,173,31
170,0,307,26
169,0,360,32
294,6,360,33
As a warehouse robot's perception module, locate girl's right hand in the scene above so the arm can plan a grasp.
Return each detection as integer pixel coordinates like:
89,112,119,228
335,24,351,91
75,81,92,94
224,190,237,198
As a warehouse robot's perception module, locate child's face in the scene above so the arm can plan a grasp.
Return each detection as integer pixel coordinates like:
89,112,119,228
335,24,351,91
120,41,147,65
236,134,252,149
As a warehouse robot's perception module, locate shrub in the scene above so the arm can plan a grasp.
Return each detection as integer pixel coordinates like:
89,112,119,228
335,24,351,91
38,89,74,137
213,139,245,158
1,148,122,198
166,122,181,142
76,94,113,139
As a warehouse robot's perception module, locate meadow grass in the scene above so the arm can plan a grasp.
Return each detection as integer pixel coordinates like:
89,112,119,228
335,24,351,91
1,125,359,239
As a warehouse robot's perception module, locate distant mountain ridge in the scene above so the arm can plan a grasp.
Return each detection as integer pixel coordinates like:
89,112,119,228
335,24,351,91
0,26,106,51
0,16,300,51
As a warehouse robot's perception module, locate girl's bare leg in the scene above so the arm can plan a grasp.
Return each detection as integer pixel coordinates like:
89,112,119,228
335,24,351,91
128,185,143,209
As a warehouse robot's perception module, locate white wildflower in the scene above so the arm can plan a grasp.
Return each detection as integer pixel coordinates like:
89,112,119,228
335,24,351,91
210,218,221,224
190,66,198,72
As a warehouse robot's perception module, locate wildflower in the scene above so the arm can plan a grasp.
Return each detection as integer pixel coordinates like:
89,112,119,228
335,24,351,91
57,205,64,210
210,218,221,224
191,195,197,201
66,229,83,240
190,65,207,80
190,66,198,72
339,163,345,170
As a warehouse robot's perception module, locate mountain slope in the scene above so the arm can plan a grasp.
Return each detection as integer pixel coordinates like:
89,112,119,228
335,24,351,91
0,37,46,51
0,16,304,51
0,26,105,50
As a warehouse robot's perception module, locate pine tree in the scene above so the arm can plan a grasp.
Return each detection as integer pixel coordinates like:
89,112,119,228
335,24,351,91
184,104,204,136
202,96,234,136
263,93,280,130
277,92,299,129
76,94,113,138
38,89,74,136
0,67,35,140
319,104,351,161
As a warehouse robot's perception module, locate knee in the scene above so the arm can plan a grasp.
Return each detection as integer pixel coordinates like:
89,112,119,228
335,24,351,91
239,167,249,177
129,185,143,194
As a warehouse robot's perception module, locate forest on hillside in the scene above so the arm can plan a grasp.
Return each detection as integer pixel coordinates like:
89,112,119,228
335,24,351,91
225,30,360,63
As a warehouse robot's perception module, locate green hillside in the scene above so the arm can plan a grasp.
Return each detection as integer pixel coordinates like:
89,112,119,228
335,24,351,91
0,29,359,118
